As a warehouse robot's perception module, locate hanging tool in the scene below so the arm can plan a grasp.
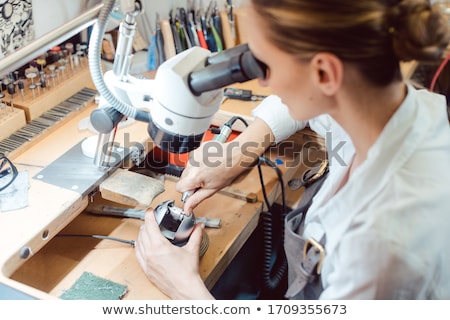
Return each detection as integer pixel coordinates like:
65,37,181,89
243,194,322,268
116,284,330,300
198,0,211,50
226,0,236,43
212,2,224,47
179,7,192,49
148,15,158,70
187,11,200,47
195,9,208,49
169,9,183,54
186,0,200,47
205,1,217,52
185,9,197,47
175,8,187,51
155,13,166,65
219,10,234,49
205,0,223,52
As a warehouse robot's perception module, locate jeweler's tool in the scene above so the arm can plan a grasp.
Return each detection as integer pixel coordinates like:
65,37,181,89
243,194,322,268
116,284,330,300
85,204,221,229
224,87,267,101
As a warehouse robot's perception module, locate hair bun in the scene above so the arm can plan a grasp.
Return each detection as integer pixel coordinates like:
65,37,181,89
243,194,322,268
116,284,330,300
389,0,450,61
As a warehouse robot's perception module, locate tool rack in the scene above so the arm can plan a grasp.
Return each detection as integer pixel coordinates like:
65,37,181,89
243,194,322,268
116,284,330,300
0,44,96,158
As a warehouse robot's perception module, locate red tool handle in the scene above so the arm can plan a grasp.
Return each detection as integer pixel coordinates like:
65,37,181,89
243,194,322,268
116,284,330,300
197,30,208,49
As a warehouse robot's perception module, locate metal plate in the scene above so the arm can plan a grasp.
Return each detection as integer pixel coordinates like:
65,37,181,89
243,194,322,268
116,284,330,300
33,140,129,197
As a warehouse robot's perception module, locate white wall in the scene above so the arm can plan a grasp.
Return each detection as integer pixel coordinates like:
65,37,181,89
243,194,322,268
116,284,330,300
33,0,248,39
33,0,83,38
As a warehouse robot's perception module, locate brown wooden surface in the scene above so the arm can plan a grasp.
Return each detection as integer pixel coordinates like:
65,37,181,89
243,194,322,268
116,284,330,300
0,107,27,141
10,181,262,299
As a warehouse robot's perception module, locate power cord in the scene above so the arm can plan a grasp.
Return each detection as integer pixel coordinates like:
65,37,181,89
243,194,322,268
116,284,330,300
215,115,288,293
211,115,249,142
430,52,450,92
257,156,288,292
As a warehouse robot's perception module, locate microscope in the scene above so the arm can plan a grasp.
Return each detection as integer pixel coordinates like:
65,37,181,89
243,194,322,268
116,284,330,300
88,0,266,245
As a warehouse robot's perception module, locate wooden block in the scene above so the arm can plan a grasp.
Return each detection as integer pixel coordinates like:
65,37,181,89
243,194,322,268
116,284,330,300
100,168,165,208
0,107,27,141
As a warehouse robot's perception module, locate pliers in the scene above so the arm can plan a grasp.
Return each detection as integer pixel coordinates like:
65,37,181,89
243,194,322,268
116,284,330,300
205,0,223,52
195,4,209,49
169,9,183,54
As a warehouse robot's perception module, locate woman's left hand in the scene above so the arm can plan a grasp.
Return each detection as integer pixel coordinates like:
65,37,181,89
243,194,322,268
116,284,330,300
135,209,214,299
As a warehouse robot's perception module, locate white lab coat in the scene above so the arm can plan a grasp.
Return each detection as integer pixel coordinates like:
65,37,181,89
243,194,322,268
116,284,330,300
253,84,450,299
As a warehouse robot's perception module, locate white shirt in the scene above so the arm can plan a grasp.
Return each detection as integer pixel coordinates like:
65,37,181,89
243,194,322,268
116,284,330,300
253,85,450,299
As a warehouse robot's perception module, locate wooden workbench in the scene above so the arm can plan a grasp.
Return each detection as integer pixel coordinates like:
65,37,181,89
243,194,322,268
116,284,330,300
0,73,323,299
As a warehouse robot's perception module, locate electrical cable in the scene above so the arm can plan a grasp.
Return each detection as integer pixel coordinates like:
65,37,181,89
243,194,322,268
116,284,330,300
57,234,135,247
257,156,288,292
218,114,288,293
430,52,450,92
227,115,249,128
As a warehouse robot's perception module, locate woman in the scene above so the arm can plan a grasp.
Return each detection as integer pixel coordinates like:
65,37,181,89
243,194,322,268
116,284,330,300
135,0,450,299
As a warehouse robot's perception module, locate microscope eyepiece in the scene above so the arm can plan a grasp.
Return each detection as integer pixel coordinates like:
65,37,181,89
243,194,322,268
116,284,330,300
188,44,267,96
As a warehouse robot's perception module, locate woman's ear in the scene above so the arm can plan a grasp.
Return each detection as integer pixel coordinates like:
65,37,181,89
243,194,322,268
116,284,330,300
310,53,343,96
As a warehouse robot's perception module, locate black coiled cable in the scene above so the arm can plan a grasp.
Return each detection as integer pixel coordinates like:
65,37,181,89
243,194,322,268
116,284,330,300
216,116,288,293
257,156,288,292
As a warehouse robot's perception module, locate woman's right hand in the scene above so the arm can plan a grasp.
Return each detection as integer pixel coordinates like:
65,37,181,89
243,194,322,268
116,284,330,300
176,139,247,214
176,117,276,214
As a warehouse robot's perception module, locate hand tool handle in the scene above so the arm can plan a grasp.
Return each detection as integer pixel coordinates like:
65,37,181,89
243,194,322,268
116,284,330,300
155,29,166,63
213,15,224,45
206,26,217,52
197,29,208,49
182,25,192,48
176,22,187,51
210,24,223,52
171,23,183,54
86,205,145,220
219,11,235,49
189,23,200,47
148,33,157,70
160,20,176,59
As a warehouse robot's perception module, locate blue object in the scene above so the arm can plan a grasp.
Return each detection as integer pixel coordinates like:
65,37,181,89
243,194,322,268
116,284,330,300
275,158,284,165
148,34,157,70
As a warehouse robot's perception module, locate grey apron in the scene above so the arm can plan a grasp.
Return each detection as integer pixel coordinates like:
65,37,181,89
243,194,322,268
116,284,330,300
284,160,328,299
284,209,325,299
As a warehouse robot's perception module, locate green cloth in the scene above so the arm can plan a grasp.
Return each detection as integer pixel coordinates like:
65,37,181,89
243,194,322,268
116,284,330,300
60,271,127,300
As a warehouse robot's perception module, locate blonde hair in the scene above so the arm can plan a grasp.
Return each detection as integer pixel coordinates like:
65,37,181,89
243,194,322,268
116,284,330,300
251,0,450,86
